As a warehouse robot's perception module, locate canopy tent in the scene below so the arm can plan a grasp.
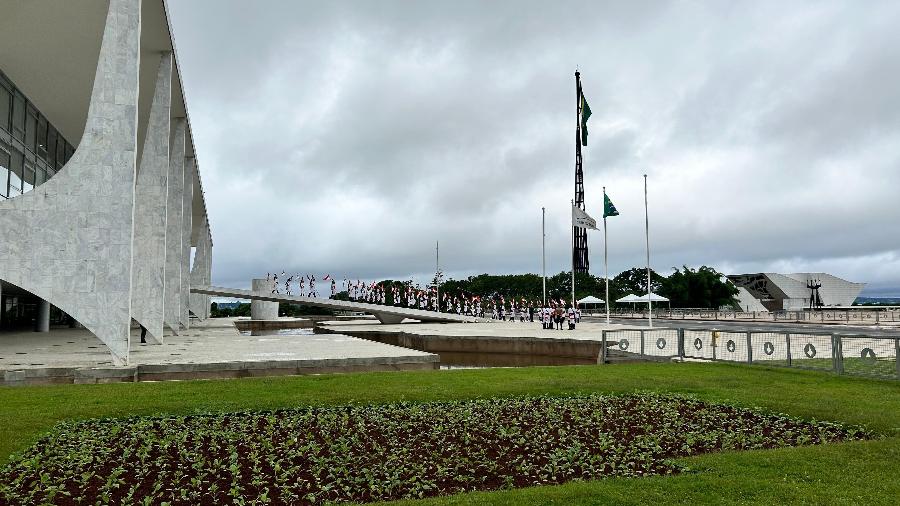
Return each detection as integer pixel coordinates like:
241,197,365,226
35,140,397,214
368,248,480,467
616,293,671,309
633,292,670,302
577,295,604,314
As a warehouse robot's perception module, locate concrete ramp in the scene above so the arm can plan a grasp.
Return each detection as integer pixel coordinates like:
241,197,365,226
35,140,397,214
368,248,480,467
191,285,479,324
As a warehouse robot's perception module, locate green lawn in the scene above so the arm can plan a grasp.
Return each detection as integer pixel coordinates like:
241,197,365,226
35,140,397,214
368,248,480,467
2,362,899,504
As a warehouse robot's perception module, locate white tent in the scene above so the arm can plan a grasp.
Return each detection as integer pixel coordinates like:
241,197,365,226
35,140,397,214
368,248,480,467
616,294,640,303
634,292,669,302
577,295,605,304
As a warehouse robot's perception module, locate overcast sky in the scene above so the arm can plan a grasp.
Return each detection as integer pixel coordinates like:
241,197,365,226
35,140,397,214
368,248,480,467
168,0,900,296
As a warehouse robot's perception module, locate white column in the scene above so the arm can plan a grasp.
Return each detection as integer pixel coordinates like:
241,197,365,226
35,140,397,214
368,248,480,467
179,157,195,328
164,119,186,333
0,0,141,365
131,51,172,344
251,278,278,320
35,299,50,333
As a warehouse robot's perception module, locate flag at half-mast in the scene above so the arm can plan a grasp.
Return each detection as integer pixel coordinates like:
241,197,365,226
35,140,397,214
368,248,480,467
603,193,619,218
572,204,598,230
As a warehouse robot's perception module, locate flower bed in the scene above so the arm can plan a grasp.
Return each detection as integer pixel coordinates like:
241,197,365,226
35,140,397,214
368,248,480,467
0,393,868,505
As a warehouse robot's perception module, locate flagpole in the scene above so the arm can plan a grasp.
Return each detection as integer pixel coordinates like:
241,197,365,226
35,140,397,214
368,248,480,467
435,240,440,312
542,206,546,307
644,174,652,328
603,187,610,324
571,199,575,308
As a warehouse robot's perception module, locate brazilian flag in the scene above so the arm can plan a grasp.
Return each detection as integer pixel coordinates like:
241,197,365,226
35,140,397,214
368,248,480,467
603,193,619,218
581,93,592,146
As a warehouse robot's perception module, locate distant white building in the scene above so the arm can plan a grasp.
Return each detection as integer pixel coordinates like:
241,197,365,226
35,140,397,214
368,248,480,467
727,273,865,311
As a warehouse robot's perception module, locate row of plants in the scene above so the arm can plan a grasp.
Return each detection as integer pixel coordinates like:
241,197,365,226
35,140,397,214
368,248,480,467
0,393,868,505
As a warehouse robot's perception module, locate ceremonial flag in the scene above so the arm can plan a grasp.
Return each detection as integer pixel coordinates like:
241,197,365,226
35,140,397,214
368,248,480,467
572,204,598,230
580,93,592,146
603,193,619,218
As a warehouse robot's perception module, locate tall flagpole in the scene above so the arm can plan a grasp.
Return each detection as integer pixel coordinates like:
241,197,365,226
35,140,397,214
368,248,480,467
571,199,576,307
435,240,440,312
542,207,546,307
644,174,652,328
603,186,610,324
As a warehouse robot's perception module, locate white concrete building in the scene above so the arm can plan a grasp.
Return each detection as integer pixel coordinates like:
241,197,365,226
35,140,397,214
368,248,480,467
727,273,865,311
0,0,212,364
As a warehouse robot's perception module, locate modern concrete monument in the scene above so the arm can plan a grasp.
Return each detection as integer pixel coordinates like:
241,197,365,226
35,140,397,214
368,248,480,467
728,273,865,311
0,0,212,364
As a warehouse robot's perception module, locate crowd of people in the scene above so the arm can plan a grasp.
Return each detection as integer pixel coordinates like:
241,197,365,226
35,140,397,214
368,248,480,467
264,273,584,329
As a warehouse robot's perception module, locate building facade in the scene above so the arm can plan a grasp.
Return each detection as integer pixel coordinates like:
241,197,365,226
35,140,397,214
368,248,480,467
0,0,212,365
727,273,865,311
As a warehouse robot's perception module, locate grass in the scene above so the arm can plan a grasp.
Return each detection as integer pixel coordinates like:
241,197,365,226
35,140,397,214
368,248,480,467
2,362,899,504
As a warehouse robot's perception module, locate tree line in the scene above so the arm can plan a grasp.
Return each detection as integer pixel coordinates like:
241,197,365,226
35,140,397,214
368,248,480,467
437,266,738,309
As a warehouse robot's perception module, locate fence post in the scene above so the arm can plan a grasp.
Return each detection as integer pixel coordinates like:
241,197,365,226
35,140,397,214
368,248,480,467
832,334,844,374
785,332,792,367
895,338,899,380
746,331,753,365
711,330,718,360
677,328,685,359
601,330,607,364
640,330,645,357
876,311,880,324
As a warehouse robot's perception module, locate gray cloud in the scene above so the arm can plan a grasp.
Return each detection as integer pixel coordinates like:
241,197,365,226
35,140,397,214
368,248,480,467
168,0,900,295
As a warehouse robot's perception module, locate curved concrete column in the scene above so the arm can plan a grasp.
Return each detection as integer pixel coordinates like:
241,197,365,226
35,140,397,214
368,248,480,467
164,118,186,333
189,222,212,320
0,0,141,365
131,51,172,344
179,157,195,328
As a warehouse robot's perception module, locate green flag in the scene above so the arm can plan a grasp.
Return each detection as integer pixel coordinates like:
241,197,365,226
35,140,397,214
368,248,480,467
580,93,591,146
603,193,619,218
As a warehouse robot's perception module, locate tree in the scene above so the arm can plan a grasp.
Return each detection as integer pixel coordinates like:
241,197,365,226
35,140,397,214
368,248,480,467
612,268,664,297
660,266,738,309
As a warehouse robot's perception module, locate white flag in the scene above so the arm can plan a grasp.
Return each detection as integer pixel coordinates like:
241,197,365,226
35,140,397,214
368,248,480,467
572,205,598,230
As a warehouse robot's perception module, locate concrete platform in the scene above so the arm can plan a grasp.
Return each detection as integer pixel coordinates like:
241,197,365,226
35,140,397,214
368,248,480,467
318,320,654,362
0,318,438,386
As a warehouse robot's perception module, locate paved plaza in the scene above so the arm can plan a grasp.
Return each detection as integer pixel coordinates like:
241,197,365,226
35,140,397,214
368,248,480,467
0,318,437,385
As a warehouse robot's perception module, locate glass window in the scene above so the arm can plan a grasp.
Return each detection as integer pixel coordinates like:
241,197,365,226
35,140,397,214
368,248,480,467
35,165,46,186
65,142,74,164
46,127,57,167
12,92,25,140
0,85,10,133
56,137,65,170
9,148,23,196
0,149,9,199
25,107,37,153
22,163,34,193
37,115,47,158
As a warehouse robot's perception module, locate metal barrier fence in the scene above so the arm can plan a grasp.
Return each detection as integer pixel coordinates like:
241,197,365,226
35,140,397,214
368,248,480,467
602,328,900,380
603,308,900,324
